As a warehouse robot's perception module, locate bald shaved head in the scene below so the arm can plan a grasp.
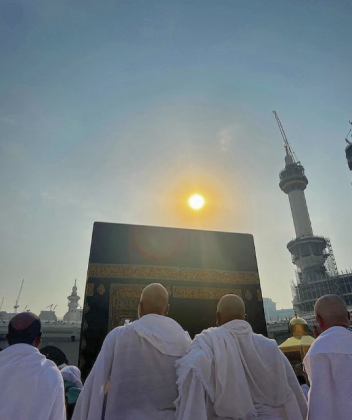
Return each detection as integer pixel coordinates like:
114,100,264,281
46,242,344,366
314,295,350,332
7,312,42,347
216,294,246,326
138,283,169,318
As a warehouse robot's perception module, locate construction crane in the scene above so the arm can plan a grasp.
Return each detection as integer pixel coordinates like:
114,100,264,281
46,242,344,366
14,279,24,313
47,304,54,311
0,297,4,312
272,111,299,162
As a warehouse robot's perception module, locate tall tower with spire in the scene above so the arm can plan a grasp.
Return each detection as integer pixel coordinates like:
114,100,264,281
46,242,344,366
272,112,352,314
274,111,328,282
63,280,82,323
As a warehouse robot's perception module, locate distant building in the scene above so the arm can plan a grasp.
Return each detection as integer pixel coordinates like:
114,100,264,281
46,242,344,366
266,321,291,345
263,298,294,322
276,308,294,320
0,281,82,365
39,310,57,322
263,298,277,321
0,312,16,321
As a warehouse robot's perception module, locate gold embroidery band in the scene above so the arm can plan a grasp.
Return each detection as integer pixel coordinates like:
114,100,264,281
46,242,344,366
112,284,172,299
109,284,242,301
172,286,242,300
88,264,259,285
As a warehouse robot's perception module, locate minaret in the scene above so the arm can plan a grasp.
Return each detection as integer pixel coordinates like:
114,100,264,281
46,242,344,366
63,280,81,322
274,111,328,281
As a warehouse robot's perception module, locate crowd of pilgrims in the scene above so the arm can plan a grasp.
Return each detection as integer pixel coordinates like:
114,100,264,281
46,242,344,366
0,283,351,420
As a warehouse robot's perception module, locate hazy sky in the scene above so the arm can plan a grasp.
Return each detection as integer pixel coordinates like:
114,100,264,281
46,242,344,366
1,0,352,317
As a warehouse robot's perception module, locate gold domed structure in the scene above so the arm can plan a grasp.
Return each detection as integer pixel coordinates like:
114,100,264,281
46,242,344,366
289,316,310,337
279,316,315,380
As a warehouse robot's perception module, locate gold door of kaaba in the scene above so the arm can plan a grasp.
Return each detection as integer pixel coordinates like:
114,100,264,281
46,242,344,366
79,223,267,380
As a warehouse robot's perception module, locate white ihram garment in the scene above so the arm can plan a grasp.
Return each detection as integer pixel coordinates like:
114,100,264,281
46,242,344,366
304,326,352,420
73,314,191,420
61,365,83,389
175,320,307,420
0,344,66,420
300,384,309,401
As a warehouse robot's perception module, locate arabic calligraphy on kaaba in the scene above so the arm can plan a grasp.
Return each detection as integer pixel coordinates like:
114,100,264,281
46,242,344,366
89,264,259,284
172,286,242,299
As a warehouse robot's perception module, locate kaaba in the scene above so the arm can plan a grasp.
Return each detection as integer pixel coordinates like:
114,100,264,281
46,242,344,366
79,222,267,380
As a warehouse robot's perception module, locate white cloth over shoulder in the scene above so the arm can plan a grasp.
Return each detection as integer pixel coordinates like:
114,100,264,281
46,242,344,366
175,320,307,420
61,365,83,389
0,344,66,420
304,326,352,420
300,384,309,401
73,314,191,420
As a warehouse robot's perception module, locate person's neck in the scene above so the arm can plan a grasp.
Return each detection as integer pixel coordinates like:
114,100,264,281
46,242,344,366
140,312,164,318
220,317,245,326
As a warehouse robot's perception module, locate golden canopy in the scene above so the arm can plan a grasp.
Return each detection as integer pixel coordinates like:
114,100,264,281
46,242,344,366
279,316,315,380
280,316,315,353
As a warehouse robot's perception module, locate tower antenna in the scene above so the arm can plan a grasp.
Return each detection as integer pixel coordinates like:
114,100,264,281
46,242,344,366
272,111,299,162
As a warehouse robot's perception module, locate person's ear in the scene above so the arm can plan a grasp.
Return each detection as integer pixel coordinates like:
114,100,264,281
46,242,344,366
216,311,220,327
32,333,42,348
313,325,320,339
244,313,248,321
347,311,351,321
316,315,324,331
165,304,169,316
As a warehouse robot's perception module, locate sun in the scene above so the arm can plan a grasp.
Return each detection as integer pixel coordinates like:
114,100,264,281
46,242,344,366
188,194,205,210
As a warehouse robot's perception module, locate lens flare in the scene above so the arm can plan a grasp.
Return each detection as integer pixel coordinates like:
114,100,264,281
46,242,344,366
188,194,205,210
